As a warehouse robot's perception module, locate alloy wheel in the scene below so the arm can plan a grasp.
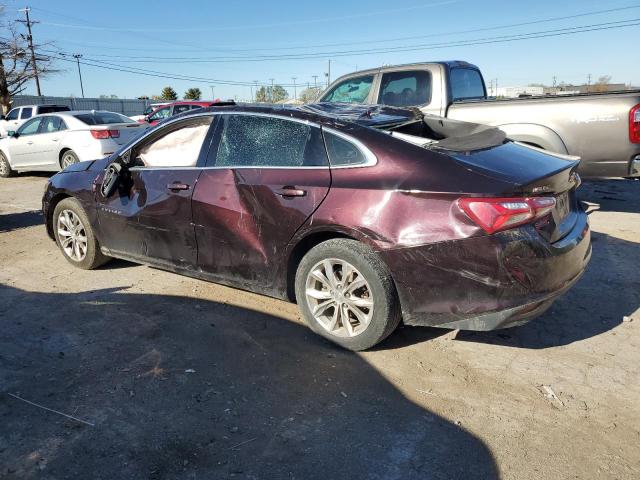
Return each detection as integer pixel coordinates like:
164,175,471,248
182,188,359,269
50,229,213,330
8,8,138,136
0,159,7,176
57,209,88,261
305,258,374,337
62,153,77,169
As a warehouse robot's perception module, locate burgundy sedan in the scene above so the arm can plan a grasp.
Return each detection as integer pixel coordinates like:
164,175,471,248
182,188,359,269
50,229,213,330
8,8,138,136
42,103,591,350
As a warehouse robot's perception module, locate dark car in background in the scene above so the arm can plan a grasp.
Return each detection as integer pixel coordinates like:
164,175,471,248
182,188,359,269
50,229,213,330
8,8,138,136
42,103,591,350
140,101,221,126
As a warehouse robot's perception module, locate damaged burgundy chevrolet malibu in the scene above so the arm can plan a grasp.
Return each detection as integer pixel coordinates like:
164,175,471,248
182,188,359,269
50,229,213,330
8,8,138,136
42,103,591,350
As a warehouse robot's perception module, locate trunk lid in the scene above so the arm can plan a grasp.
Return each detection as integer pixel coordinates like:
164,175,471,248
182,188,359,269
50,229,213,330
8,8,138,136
92,123,147,145
450,141,582,243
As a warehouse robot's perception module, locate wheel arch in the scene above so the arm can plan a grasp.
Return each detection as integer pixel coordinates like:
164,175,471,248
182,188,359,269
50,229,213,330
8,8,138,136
497,123,569,154
285,229,360,302
45,192,72,239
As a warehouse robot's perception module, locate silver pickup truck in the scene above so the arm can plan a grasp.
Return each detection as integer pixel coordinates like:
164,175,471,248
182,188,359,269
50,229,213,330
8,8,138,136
319,61,640,178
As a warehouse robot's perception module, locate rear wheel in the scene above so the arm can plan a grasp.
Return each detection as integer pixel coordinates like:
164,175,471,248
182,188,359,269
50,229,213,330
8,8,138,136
0,151,15,177
295,239,401,351
60,150,79,170
53,198,109,270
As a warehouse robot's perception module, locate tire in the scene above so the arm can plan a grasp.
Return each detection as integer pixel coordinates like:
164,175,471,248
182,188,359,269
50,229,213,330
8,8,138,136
53,197,109,270
60,150,80,170
295,239,401,351
0,151,15,178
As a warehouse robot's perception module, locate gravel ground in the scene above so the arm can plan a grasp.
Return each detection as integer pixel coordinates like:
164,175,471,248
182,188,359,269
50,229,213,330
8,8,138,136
0,174,638,479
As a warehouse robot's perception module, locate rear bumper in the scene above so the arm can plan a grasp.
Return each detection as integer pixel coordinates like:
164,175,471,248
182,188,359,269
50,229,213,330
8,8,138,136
380,211,591,330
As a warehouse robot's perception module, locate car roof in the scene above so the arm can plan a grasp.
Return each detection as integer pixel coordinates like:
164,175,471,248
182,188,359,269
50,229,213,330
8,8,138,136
328,60,480,81
13,104,69,109
171,102,421,130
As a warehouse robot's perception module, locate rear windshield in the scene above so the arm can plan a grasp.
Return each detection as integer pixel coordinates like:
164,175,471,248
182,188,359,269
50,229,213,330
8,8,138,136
450,68,486,102
74,112,135,125
38,105,71,114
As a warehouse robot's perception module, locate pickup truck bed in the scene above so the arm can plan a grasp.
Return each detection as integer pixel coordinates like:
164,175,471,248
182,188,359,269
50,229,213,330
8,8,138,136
448,90,640,177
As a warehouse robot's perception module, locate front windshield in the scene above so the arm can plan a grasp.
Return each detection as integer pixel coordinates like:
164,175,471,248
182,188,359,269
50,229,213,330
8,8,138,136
322,75,374,104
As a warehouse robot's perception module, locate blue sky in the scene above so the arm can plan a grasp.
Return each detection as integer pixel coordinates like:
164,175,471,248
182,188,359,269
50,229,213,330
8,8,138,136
3,0,640,100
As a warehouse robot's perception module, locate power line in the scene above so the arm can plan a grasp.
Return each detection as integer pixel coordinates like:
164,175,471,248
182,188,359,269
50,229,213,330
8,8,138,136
37,18,640,89
43,18,640,64
31,4,640,57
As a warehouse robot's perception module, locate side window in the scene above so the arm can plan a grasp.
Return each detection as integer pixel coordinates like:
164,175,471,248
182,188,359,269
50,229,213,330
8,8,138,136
323,130,373,167
135,117,212,168
173,105,191,115
190,105,203,110
17,117,42,136
213,115,326,168
6,109,19,121
20,107,33,119
322,75,374,104
450,68,485,101
40,116,67,133
148,106,171,122
378,70,431,107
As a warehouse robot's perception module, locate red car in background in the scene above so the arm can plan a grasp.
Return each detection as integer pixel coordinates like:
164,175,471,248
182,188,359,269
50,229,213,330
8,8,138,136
140,101,220,126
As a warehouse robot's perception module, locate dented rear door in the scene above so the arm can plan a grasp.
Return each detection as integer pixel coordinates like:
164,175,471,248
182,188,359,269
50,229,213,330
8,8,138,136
192,113,330,293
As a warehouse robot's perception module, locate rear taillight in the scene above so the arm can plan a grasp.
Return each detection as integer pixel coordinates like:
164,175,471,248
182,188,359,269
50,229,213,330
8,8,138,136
90,129,120,139
458,196,556,234
630,103,640,143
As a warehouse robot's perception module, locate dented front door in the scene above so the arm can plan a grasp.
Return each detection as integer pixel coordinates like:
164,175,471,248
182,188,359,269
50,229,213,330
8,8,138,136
191,113,331,293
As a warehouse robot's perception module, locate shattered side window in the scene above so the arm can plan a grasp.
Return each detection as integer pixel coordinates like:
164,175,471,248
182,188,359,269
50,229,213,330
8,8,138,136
215,115,315,168
323,131,368,167
322,75,374,104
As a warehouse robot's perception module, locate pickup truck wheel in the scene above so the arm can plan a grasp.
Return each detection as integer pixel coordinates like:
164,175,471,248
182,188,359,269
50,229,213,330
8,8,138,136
60,150,79,170
295,239,401,351
0,151,15,177
53,198,109,270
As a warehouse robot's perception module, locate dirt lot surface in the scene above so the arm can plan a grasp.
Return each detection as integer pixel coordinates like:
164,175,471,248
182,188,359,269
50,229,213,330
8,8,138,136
0,173,639,479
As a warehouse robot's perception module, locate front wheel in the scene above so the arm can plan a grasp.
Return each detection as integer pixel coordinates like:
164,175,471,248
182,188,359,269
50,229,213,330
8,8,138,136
53,198,109,269
295,239,401,351
0,151,15,178
60,150,79,170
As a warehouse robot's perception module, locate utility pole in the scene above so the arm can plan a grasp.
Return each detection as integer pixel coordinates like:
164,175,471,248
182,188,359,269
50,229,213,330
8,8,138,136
312,75,318,88
291,76,297,100
72,54,84,98
587,74,591,92
253,80,258,102
209,85,215,100
17,7,42,96
269,78,274,103
327,59,331,87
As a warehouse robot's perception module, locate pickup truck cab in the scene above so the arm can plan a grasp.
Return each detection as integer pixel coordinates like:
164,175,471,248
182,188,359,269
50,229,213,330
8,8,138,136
319,61,640,178
0,104,71,138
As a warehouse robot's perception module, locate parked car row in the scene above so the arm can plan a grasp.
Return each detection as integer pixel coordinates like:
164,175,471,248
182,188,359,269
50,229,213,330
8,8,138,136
0,104,70,137
41,102,591,350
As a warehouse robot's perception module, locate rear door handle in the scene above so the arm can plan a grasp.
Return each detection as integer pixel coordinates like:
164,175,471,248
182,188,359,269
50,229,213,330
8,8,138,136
27,141,33,145
167,182,190,191
275,186,306,197
52,138,59,142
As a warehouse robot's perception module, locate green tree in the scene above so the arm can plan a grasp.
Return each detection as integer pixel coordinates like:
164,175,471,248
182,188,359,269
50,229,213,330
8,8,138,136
299,87,322,103
160,86,178,100
184,87,202,100
255,84,289,103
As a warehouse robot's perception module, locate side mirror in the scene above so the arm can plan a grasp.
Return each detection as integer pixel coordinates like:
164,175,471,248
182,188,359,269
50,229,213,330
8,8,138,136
7,130,17,138
100,162,122,197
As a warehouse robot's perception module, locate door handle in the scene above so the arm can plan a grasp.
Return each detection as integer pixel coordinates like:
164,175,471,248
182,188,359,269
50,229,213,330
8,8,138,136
52,138,59,142
167,182,190,191
27,141,33,145
275,186,306,197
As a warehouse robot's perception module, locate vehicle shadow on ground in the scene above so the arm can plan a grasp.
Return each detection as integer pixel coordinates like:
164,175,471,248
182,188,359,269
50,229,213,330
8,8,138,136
0,284,499,479
454,231,637,349
578,179,640,214
0,210,43,233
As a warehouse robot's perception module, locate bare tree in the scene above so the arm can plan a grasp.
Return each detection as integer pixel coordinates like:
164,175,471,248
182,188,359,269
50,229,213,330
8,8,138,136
0,8,59,113
594,75,612,93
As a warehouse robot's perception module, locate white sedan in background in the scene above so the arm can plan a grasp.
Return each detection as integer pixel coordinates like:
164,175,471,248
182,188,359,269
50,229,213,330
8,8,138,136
0,110,148,177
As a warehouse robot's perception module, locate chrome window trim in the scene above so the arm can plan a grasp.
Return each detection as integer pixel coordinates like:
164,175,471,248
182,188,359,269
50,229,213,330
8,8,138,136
322,127,378,169
124,111,376,171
